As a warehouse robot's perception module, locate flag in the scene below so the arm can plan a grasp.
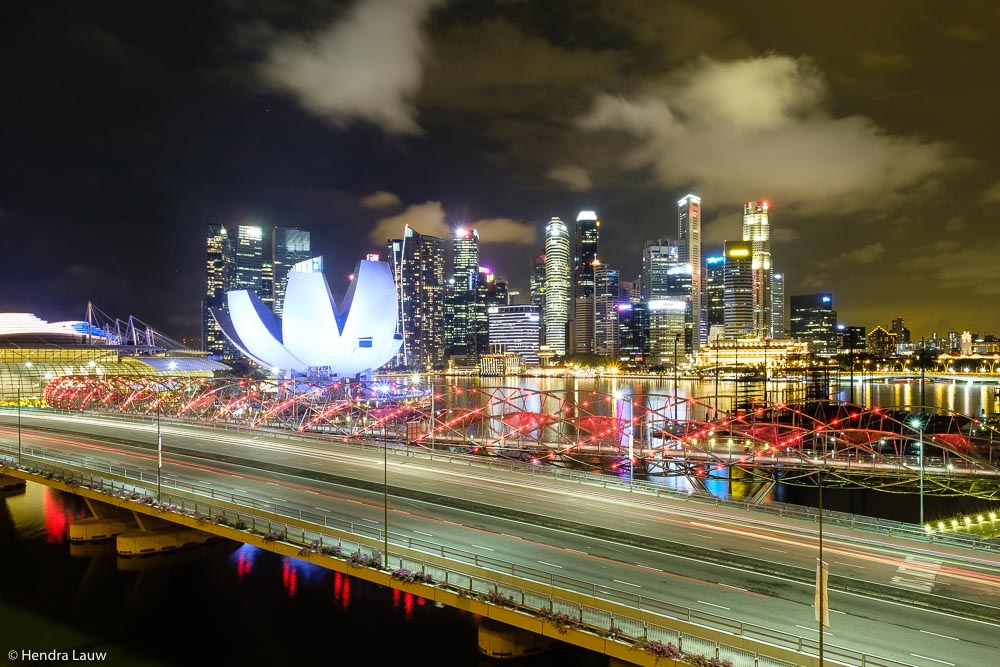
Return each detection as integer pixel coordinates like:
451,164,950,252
815,559,830,627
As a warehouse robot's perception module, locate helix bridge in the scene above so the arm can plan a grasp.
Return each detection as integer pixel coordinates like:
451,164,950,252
42,374,1000,501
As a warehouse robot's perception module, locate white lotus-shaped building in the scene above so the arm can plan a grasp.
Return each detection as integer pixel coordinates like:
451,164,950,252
212,259,402,378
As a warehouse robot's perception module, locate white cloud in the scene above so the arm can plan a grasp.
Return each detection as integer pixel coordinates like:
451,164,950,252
258,0,444,135
577,54,961,217
982,181,1000,203
546,165,593,191
368,201,448,244
367,203,537,247
360,190,402,209
841,242,885,264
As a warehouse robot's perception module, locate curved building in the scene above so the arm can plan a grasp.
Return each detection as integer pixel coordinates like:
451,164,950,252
0,313,229,402
212,258,402,379
543,217,571,356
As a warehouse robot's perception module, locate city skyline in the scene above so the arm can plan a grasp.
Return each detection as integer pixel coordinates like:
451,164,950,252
3,1,999,341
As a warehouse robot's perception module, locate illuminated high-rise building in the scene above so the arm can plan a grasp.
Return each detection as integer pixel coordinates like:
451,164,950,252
488,304,541,365
272,228,316,318
444,228,479,359
543,217,571,356
640,240,678,301
233,224,266,294
678,194,703,347
723,241,753,339
790,293,837,355
572,210,599,354
704,254,725,343
742,201,771,338
770,272,786,338
203,223,233,359
387,225,445,369
594,262,620,357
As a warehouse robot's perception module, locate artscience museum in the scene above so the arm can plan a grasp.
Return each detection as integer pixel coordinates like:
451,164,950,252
212,258,402,380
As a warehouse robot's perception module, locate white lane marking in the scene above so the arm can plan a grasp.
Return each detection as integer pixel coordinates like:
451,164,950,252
699,601,730,610
760,547,786,553
718,583,748,591
795,625,831,634
833,561,865,568
413,530,433,537
910,654,954,666
537,561,563,569
613,579,642,588
471,545,494,551
920,630,960,641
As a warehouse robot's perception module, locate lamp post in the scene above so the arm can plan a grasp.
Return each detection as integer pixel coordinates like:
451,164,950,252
156,401,162,502
816,470,829,663
376,383,390,564
911,415,924,526
714,334,721,419
614,390,633,486
763,336,769,406
17,385,22,465
673,333,680,420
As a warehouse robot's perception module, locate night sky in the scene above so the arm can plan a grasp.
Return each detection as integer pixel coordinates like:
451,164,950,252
3,1,999,343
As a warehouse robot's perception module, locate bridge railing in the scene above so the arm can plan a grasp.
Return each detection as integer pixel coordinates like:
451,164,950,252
1,437,921,667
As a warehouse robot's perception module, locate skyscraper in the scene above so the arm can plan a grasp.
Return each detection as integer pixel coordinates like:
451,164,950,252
203,224,233,359
594,262,620,357
704,254,725,342
678,194,703,347
233,224,266,294
640,239,679,302
272,228,315,318
771,272,786,338
742,201,771,339
572,210,599,354
387,225,445,369
529,254,546,341
543,217,571,356
790,293,837,355
444,228,479,359
723,241,753,339
488,304,542,365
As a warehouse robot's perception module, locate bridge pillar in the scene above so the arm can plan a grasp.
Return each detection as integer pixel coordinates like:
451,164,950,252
477,617,563,660
0,474,26,492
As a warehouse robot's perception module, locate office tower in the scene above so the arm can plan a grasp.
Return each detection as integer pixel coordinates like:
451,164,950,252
770,272,786,338
473,266,507,356
647,299,686,366
444,228,479,358
723,241,753,339
678,194,703,347
616,302,648,364
891,317,911,346
742,201,771,338
387,225,445,369
573,210,600,354
543,217,571,356
203,224,233,359
272,228,314,317
594,262,620,357
488,304,542,365
789,293,838,355
233,224,266,294
704,255,725,341
640,240,679,301
529,254,546,310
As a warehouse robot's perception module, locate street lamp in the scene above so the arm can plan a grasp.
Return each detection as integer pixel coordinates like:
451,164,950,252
375,383,391,563
673,333,681,420
714,334,721,419
156,399,163,502
910,415,924,526
613,390,633,486
17,385,22,465
763,336,769,406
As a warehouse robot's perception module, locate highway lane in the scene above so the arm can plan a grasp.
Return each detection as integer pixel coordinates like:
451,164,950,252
3,414,1000,666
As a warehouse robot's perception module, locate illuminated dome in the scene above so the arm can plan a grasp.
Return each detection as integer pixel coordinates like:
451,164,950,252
212,258,402,378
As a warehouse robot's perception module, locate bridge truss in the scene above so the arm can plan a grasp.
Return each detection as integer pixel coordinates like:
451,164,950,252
42,375,1000,500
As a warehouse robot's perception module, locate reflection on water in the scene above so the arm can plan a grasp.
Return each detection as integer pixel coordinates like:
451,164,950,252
0,482,605,667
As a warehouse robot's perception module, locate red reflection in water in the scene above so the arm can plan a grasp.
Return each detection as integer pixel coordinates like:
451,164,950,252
282,559,297,598
234,546,254,578
333,571,351,608
40,486,83,543
391,589,419,620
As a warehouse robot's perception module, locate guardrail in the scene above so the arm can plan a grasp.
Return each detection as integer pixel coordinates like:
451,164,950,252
0,430,922,667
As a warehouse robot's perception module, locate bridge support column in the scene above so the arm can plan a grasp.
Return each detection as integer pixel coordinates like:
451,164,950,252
0,475,26,492
477,617,563,660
